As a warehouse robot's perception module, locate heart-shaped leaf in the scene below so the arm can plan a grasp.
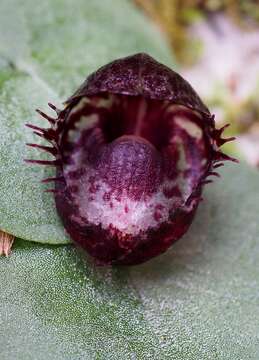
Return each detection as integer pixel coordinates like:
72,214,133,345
0,163,258,359
0,0,173,244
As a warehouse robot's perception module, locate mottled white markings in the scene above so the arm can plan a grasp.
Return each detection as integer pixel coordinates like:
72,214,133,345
75,170,182,236
174,116,203,140
68,114,99,142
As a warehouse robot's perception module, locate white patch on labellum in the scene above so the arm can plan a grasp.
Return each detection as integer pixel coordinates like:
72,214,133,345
68,97,91,116
73,168,185,236
68,94,115,116
94,95,115,109
64,95,115,137
68,114,99,142
75,114,99,130
65,153,192,237
174,116,203,140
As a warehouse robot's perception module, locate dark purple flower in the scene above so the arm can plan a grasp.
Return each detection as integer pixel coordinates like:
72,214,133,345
26,53,236,265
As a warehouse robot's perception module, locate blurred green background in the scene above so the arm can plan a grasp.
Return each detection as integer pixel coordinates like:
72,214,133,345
0,1,259,359
135,0,259,166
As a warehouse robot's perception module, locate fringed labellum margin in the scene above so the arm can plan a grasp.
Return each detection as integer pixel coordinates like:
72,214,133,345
25,53,236,266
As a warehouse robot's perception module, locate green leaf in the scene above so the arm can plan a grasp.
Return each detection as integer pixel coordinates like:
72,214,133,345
1,163,259,359
0,0,173,244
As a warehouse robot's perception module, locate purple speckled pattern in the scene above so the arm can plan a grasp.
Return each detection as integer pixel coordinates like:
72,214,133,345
66,53,210,118
26,53,236,265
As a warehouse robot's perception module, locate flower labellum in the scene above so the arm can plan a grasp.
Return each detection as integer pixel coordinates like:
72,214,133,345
26,53,235,265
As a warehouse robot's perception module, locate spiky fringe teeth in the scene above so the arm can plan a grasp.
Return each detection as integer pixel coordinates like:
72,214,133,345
200,120,238,187
24,102,64,192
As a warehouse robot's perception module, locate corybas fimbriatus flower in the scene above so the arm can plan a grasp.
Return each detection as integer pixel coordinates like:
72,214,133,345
26,53,236,265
